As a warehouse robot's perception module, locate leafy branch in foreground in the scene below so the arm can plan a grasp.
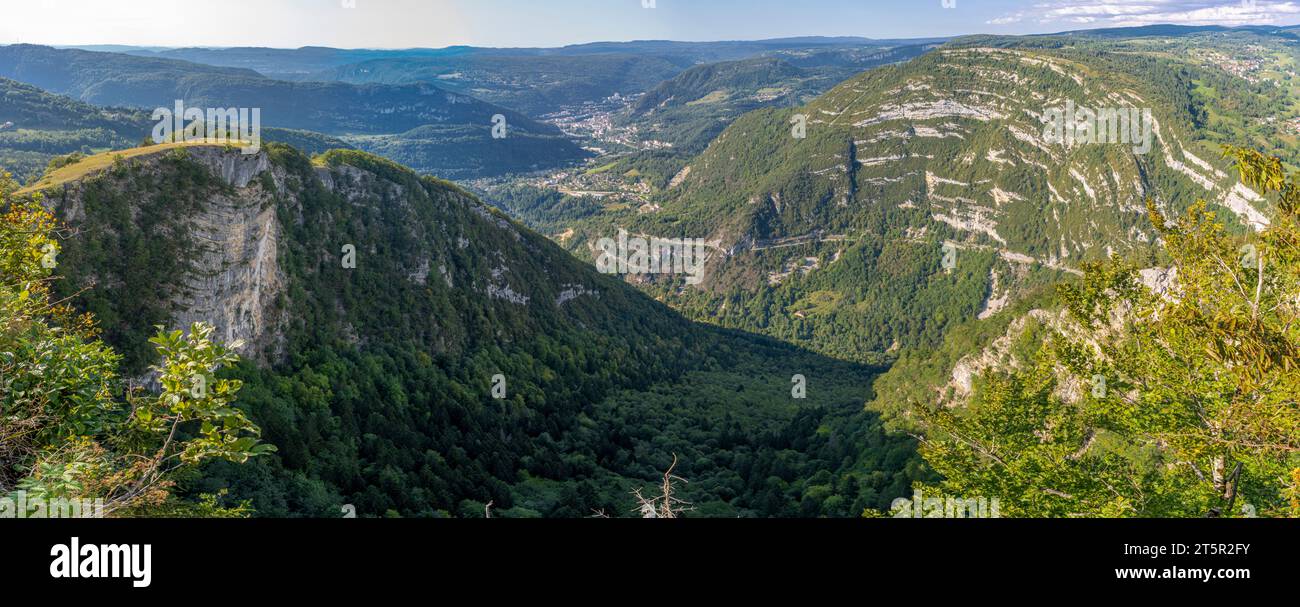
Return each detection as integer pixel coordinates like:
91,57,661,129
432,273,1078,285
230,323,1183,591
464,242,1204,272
0,190,272,516
911,147,1300,517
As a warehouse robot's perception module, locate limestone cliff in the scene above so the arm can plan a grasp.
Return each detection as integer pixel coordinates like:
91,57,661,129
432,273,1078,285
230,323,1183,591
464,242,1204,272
31,145,289,364
23,143,606,370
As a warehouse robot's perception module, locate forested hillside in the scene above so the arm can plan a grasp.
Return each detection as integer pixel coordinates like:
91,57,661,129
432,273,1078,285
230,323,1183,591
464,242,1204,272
0,77,355,182
537,34,1281,365
620,45,934,156
0,45,590,179
870,147,1300,518
12,144,925,517
0,78,150,180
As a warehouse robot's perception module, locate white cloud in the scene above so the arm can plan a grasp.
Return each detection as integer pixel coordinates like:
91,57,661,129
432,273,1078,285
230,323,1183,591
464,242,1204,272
988,0,1300,28
988,14,1026,25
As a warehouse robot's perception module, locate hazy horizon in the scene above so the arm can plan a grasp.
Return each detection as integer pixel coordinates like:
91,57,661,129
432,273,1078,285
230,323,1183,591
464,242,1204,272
4,0,1300,50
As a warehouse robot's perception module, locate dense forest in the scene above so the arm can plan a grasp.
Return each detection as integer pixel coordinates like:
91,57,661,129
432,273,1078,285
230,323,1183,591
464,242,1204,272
872,148,1300,517
3,26,1298,520
524,35,1277,370
10,144,926,517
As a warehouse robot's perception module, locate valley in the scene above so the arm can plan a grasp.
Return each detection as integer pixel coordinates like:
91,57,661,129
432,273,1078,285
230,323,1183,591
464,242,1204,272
488,29,1294,368
7,142,924,517
3,19,1298,520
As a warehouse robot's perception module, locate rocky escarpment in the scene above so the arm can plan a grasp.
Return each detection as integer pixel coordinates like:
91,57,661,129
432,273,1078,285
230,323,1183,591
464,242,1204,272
29,145,290,365
668,46,1266,278
558,41,1276,364
886,264,1177,422
170,152,287,362
25,143,613,369
13,143,928,519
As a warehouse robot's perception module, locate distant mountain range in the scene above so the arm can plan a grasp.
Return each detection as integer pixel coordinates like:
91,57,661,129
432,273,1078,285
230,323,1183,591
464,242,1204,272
619,44,936,154
5,23,1298,519
103,37,938,117
0,44,589,179
1043,23,1300,39
75,36,947,76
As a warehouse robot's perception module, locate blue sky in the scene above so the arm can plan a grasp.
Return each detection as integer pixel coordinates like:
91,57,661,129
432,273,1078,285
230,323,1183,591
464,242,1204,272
3,0,1300,49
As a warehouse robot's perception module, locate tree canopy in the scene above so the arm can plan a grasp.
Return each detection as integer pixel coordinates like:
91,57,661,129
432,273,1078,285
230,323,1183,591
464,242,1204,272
0,189,271,517
909,147,1300,517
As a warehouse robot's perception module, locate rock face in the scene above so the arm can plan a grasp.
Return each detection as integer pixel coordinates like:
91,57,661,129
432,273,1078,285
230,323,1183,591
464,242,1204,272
169,169,287,362
566,43,1276,363
28,144,611,369
183,146,273,189
34,146,291,364
948,309,1063,400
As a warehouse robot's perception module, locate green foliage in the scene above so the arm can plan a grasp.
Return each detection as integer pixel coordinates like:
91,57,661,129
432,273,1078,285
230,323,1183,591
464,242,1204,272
0,46,589,180
0,78,151,181
1288,468,1300,516
29,144,925,517
484,184,603,229
139,324,273,464
137,489,254,518
0,193,269,516
895,148,1300,517
0,169,18,197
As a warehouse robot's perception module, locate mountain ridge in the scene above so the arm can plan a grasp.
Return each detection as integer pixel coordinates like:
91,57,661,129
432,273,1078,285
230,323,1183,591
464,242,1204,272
12,142,925,517
0,44,590,179
535,36,1279,364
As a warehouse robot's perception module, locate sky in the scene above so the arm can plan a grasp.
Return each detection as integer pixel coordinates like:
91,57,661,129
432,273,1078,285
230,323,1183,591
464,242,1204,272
3,0,1300,49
